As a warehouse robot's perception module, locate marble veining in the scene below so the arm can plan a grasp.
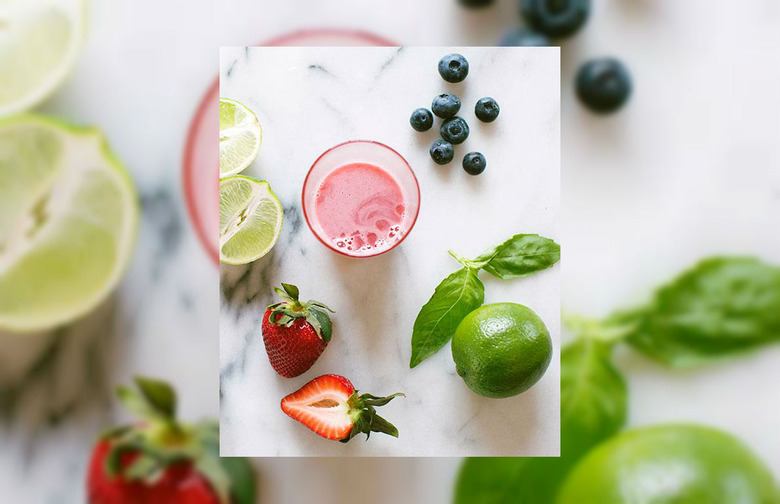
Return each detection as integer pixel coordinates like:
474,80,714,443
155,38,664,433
219,47,561,457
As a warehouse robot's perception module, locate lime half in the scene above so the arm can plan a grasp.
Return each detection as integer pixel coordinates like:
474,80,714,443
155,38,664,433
0,0,85,116
0,115,138,332
219,175,283,264
219,98,262,178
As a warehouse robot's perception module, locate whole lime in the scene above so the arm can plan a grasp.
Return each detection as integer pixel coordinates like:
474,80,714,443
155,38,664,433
557,424,780,504
451,303,552,398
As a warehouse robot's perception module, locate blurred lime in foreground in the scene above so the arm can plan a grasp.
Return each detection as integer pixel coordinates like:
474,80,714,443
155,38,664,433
219,98,262,177
219,175,282,264
557,424,780,504
0,115,138,332
0,0,85,116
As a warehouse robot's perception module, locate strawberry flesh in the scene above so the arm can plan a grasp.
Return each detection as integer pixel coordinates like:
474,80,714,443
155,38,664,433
281,374,404,442
280,374,355,440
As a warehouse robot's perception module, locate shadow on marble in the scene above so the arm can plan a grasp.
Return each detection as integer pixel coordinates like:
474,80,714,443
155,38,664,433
0,296,122,431
331,250,400,357
459,370,544,455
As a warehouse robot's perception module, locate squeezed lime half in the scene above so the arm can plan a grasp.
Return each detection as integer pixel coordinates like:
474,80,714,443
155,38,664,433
219,175,283,264
219,98,262,178
0,115,138,332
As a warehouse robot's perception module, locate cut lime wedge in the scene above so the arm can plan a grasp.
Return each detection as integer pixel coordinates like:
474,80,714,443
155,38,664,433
219,98,262,178
0,0,85,116
219,175,283,264
0,115,138,332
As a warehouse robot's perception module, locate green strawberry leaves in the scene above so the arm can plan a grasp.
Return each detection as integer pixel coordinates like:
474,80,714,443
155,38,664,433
410,233,560,368
134,376,177,419
267,283,335,341
410,267,485,368
307,307,333,342
116,377,177,422
279,282,299,300
342,391,405,443
104,378,256,504
475,234,561,279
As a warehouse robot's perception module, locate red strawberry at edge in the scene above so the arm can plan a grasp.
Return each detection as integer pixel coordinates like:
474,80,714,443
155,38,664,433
281,374,404,442
88,440,218,504
262,283,334,378
87,377,255,504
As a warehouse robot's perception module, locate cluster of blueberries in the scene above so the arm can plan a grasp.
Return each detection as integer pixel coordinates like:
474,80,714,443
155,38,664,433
461,0,632,114
410,54,498,176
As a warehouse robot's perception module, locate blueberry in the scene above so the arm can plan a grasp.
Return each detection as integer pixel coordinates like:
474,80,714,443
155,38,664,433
440,117,470,145
410,108,434,132
462,152,486,175
475,97,500,123
430,139,455,165
576,58,632,114
432,93,461,119
438,53,469,83
499,27,550,47
520,0,590,39
458,0,495,7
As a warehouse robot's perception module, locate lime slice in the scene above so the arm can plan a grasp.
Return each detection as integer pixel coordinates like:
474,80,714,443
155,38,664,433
0,0,85,116
219,98,262,178
0,115,138,332
219,175,283,264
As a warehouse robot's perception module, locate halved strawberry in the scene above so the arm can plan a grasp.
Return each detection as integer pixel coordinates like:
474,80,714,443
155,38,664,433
263,283,334,378
281,374,404,442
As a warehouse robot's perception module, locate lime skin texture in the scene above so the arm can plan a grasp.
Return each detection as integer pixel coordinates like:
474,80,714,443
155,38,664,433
557,424,780,504
452,302,553,398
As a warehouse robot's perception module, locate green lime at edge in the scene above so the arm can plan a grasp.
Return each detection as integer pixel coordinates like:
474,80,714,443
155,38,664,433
556,424,780,504
0,115,139,332
452,302,553,398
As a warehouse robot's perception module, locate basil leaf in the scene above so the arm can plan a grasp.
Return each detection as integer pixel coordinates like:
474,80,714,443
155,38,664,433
410,268,484,368
219,457,257,504
561,337,627,458
454,338,627,504
475,234,560,279
626,257,780,367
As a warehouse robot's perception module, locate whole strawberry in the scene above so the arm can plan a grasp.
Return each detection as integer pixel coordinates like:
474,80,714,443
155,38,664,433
87,377,255,504
262,283,334,378
281,374,404,442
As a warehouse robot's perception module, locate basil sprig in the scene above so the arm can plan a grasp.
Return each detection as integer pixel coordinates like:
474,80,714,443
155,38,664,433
474,233,561,279
410,234,560,368
454,256,780,503
625,257,780,366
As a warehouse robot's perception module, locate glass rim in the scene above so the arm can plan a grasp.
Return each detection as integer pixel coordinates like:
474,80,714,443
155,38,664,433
301,140,421,259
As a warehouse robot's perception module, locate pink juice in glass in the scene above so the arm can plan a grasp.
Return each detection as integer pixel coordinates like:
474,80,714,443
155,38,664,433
302,141,420,258
314,163,406,255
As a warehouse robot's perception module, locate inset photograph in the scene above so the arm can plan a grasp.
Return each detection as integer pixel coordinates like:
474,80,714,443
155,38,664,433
219,46,560,456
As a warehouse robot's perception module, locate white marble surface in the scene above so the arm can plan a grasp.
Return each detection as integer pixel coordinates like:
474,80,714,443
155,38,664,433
219,47,561,457
1,0,779,501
